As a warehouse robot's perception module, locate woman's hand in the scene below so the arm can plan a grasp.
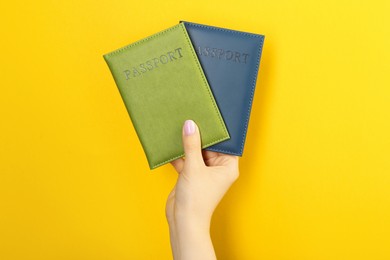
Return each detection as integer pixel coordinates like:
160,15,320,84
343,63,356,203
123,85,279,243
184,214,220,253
166,120,239,260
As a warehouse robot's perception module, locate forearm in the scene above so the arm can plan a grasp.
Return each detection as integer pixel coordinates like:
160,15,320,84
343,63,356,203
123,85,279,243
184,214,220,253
169,214,216,260
168,220,179,260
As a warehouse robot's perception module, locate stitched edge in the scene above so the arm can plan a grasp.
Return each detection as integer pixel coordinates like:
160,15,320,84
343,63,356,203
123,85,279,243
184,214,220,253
239,36,265,154
104,23,230,169
183,22,265,155
150,135,230,169
205,146,242,156
182,21,264,39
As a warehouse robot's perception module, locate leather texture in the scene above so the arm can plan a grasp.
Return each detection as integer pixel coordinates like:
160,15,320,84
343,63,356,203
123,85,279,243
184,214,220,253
103,23,230,169
182,21,265,156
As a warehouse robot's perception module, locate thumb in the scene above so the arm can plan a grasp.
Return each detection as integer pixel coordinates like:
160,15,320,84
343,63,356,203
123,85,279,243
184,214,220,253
182,120,204,166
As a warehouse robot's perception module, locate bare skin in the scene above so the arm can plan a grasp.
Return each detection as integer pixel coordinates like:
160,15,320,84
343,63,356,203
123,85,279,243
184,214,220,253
166,120,239,260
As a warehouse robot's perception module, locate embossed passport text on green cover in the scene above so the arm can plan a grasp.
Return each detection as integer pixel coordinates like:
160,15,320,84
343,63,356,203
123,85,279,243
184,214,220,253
103,23,230,169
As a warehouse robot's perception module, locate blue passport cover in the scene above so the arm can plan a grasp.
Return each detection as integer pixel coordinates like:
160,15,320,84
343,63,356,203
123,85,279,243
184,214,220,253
182,21,265,156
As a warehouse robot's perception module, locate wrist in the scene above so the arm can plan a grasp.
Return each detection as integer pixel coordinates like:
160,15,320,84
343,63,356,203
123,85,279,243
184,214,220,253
174,208,212,232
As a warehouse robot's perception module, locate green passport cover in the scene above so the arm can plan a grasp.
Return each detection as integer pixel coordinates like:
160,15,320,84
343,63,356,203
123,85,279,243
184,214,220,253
103,23,230,169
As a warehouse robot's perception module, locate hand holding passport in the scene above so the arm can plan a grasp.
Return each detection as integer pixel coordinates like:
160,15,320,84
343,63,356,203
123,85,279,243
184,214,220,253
103,21,265,169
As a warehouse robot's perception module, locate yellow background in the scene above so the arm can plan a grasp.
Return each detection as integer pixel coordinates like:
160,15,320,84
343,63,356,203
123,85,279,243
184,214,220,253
1,0,389,259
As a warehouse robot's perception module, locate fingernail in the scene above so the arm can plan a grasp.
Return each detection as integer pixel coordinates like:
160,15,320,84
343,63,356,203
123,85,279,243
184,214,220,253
184,120,196,136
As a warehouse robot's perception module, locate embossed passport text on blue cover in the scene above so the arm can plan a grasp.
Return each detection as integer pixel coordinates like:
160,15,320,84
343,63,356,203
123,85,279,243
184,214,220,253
182,21,265,156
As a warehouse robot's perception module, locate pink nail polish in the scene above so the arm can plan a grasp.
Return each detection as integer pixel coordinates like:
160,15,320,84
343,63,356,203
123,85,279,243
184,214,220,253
184,120,196,136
